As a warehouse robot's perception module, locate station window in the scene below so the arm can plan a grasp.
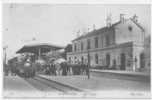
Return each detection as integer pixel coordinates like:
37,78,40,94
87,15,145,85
87,39,91,49
81,42,83,51
95,37,98,48
101,36,104,48
68,57,71,63
74,43,77,52
106,35,110,46
128,25,133,32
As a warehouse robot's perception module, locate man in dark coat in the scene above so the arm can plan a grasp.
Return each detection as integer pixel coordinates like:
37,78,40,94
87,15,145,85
61,62,68,76
51,63,56,76
86,64,90,79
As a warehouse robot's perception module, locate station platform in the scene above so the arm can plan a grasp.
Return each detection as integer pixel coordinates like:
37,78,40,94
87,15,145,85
90,69,150,77
38,72,150,93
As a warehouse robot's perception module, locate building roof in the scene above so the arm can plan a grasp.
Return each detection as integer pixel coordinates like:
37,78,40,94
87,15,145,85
130,18,145,32
67,42,134,55
16,43,64,54
72,17,145,42
72,21,120,42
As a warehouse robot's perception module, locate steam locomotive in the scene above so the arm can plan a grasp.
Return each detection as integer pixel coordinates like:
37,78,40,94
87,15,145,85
15,61,36,78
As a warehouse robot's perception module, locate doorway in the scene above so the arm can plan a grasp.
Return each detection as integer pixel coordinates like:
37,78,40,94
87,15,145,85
106,54,110,68
120,53,126,70
140,53,145,68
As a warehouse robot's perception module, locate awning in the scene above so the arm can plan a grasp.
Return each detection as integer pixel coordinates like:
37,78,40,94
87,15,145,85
16,43,64,54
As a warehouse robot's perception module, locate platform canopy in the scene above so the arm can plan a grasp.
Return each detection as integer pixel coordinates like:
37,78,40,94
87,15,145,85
16,43,64,54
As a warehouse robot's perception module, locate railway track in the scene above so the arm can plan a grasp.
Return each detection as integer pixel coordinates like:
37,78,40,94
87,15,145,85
25,76,83,93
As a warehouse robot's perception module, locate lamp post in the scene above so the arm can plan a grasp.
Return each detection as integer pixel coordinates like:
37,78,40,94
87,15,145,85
38,47,41,60
87,50,90,79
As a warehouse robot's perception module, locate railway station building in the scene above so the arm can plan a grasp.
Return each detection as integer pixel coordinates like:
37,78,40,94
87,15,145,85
67,14,149,72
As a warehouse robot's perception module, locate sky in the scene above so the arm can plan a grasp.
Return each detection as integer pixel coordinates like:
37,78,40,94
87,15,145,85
3,4,151,59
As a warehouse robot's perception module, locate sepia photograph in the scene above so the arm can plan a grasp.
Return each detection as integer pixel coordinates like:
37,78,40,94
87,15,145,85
2,2,151,99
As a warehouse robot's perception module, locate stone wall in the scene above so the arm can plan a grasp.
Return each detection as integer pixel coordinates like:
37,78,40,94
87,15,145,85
67,42,136,71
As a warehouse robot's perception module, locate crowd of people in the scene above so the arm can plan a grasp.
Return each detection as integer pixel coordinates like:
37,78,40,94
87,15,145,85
43,61,90,77
6,57,90,79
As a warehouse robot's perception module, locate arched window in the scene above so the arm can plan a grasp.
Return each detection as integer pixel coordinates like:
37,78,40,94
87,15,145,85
106,53,110,67
95,53,98,64
74,56,77,63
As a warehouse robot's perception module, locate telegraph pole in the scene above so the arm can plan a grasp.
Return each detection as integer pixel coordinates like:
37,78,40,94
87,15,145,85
3,46,8,75
3,46,8,66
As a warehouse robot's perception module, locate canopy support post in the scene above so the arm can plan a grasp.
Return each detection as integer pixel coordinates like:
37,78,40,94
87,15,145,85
38,48,41,60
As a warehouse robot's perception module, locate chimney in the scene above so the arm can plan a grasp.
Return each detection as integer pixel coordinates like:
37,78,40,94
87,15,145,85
132,14,138,22
106,14,112,27
76,30,80,37
120,14,125,23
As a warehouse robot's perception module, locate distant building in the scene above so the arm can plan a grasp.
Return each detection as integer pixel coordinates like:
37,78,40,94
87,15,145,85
67,14,149,72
